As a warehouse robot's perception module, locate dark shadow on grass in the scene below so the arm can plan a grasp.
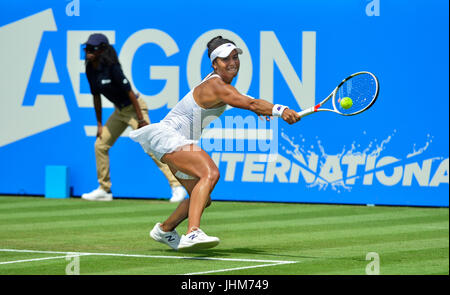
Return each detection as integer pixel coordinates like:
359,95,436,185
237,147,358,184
150,246,367,263
157,246,320,260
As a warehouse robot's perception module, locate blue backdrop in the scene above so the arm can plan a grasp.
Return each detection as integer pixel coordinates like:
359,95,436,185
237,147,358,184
0,0,448,206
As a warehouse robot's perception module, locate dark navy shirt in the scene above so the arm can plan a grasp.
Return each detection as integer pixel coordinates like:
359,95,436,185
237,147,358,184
86,62,132,109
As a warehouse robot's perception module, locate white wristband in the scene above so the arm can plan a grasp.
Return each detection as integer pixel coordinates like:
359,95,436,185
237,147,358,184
272,104,288,117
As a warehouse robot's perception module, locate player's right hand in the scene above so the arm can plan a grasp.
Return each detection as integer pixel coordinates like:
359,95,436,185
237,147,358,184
281,109,301,124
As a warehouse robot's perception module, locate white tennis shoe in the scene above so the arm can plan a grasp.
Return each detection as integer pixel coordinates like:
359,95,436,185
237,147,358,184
177,228,220,251
81,187,112,201
149,223,181,250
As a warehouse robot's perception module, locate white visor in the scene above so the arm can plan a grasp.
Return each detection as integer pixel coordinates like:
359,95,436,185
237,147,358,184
210,43,243,62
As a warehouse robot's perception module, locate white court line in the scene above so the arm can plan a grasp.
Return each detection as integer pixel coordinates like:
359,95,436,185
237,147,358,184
0,249,297,274
0,254,89,265
0,249,294,264
183,261,297,275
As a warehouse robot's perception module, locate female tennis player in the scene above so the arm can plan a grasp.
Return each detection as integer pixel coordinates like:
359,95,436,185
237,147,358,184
130,36,301,251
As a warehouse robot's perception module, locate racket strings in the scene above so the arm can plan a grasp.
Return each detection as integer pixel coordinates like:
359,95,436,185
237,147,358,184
335,73,378,115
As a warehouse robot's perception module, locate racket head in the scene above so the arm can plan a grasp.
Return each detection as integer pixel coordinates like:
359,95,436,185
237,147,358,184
332,71,379,115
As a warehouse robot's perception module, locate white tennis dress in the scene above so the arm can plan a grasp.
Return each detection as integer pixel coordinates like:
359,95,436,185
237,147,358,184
129,73,226,177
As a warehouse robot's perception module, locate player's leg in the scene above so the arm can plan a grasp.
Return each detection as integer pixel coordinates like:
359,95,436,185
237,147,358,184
147,152,187,202
161,145,220,234
159,176,210,232
125,98,186,202
156,156,219,251
150,172,207,250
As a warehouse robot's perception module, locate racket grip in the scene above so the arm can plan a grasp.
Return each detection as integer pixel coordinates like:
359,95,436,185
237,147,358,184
297,106,315,118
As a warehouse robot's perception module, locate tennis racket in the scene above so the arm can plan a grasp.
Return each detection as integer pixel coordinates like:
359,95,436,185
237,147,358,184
297,71,379,118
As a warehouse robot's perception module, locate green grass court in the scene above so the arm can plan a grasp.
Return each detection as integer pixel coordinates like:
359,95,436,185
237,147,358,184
0,196,448,275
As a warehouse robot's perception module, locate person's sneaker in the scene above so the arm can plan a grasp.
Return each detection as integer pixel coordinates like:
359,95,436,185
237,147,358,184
81,188,113,201
177,228,220,251
149,223,181,250
169,186,187,203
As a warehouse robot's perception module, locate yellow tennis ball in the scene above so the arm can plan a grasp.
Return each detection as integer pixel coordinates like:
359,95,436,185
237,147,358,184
340,97,353,109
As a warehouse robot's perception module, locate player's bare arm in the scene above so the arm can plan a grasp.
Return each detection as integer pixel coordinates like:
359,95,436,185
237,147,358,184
205,77,300,124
